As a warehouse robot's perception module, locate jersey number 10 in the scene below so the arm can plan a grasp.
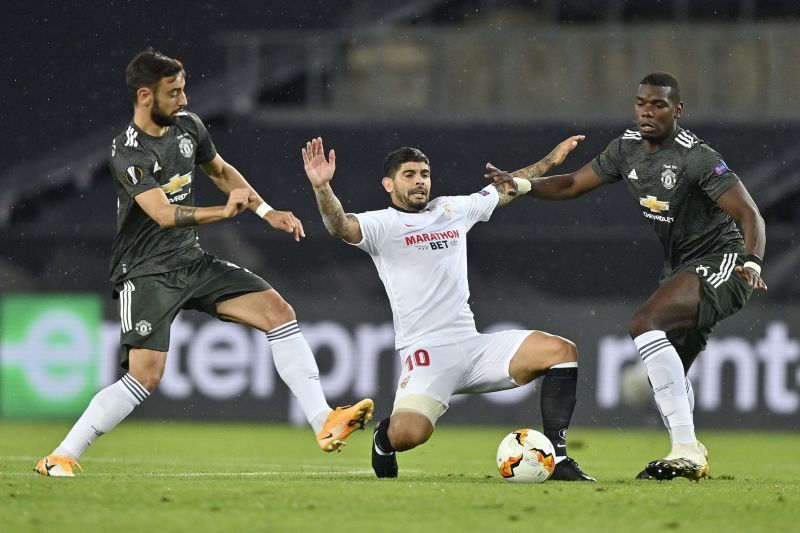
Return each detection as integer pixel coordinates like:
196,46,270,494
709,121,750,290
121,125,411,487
405,349,431,372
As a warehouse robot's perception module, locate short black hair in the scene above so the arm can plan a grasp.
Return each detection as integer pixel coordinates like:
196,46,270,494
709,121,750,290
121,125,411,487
126,48,185,104
383,147,430,178
639,72,681,104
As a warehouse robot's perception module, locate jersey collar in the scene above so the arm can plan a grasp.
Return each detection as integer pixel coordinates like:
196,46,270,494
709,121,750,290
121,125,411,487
389,202,429,214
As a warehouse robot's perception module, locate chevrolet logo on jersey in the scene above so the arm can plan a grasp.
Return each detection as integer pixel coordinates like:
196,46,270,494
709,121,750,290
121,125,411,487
161,172,192,201
639,195,670,213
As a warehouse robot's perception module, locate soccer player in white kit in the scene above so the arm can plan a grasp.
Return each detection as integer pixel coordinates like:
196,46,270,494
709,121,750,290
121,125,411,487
301,136,594,481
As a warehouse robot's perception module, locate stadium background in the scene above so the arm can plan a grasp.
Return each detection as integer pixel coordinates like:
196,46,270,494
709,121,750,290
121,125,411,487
2,0,798,431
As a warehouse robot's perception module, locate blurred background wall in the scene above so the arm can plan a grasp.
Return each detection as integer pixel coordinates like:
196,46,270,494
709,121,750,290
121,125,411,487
2,0,798,429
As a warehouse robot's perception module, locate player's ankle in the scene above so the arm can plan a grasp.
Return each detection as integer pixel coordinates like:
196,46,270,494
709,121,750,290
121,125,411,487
666,442,704,461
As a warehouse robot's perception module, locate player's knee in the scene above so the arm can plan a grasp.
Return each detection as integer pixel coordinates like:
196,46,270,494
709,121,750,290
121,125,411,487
388,422,432,452
511,333,577,384
137,374,162,392
629,308,656,338
540,334,577,366
128,350,166,392
130,364,165,392
556,336,578,362
266,297,296,329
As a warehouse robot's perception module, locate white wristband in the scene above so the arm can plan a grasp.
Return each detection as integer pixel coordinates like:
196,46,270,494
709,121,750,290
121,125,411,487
255,202,273,218
512,177,532,195
742,261,762,275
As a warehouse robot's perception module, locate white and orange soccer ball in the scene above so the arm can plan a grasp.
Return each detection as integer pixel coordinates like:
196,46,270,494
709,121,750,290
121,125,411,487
496,428,556,483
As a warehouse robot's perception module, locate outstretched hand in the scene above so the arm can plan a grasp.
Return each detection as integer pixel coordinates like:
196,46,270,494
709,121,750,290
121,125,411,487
484,134,586,193
735,265,768,292
302,137,336,188
548,135,585,167
483,163,517,193
264,209,305,242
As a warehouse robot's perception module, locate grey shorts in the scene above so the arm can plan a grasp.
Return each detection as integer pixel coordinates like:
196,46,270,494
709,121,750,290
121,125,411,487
114,252,271,365
668,252,753,354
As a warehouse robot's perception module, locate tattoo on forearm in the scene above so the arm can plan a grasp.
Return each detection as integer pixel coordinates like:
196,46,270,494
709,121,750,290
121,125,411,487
315,187,349,235
174,206,198,228
513,149,557,180
496,189,515,207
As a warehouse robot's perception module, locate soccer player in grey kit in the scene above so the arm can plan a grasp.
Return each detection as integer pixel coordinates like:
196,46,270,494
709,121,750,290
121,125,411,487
35,49,373,477
486,72,766,481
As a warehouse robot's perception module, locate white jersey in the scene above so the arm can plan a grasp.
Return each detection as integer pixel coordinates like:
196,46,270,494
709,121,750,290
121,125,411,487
351,185,499,349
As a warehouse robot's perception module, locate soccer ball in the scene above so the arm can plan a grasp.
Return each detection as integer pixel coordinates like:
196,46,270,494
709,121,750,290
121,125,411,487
496,428,556,483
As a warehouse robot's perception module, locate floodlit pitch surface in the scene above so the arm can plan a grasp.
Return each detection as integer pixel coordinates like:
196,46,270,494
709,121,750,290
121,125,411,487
2,422,798,532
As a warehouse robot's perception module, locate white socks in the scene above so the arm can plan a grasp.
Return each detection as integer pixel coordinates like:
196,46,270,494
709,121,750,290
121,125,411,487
267,320,331,433
634,330,696,447
54,373,149,460
657,376,695,433
52,320,332,461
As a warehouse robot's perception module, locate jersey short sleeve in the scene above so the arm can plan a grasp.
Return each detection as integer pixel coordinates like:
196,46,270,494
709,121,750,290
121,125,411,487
110,146,161,198
691,145,740,200
591,137,625,183
183,112,217,165
449,185,499,230
352,210,393,255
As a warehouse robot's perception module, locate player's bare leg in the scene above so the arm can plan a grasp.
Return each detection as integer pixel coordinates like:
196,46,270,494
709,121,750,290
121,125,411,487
372,408,434,478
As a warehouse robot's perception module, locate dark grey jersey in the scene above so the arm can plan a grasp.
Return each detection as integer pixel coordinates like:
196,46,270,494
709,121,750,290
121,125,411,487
108,111,217,283
591,126,743,278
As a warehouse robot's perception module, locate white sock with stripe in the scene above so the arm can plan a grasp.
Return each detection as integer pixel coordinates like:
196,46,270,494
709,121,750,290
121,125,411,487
657,376,695,434
54,373,149,460
634,330,696,447
267,320,331,433
654,253,735,435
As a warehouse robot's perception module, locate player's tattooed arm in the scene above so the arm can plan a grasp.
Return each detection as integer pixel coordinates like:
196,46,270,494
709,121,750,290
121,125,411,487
174,206,199,227
494,183,518,207
484,155,551,199
314,185,362,243
303,136,363,243
485,135,586,199
512,158,553,181
487,156,549,207
519,135,585,179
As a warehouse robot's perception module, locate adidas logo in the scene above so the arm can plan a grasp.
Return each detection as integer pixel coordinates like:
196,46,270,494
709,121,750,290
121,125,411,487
628,169,638,180
675,130,698,149
622,129,642,141
124,126,138,147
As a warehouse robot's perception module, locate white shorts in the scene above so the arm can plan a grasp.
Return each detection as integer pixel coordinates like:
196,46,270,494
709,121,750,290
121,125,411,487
392,329,532,417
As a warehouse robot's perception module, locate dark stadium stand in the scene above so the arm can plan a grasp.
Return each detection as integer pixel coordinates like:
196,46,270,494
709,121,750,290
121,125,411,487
3,0,798,301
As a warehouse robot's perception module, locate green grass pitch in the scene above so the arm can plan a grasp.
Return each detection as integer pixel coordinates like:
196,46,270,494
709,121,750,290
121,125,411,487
1,421,798,532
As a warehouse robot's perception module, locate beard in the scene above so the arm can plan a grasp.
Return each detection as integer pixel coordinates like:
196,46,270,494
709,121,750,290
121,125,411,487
151,100,178,127
403,190,429,211
407,196,428,210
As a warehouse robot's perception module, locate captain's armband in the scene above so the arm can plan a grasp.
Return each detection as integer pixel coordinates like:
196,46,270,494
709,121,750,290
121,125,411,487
174,206,198,228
